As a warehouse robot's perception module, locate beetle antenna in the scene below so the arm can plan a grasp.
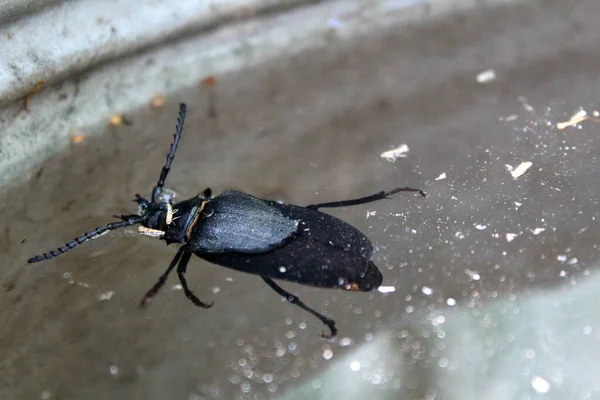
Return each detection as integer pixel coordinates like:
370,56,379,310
27,216,142,263
152,103,187,202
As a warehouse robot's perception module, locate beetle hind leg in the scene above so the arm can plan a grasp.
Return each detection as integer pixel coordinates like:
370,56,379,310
177,252,213,308
262,277,337,338
306,187,426,210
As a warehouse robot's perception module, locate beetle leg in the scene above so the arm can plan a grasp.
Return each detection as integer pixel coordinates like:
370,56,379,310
306,187,426,210
177,252,214,308
262,277,337,338
140,247,184,307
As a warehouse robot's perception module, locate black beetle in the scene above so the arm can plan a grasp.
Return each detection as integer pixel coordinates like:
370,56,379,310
28,103,425,337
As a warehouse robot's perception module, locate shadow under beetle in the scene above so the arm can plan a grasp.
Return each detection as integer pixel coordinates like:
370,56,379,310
28,103,426,338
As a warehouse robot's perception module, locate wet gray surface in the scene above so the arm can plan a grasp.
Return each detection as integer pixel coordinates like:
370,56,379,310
2,0,600,399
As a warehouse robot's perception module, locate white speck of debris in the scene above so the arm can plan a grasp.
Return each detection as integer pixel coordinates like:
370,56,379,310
366,210,377,219
378,286,396,294
350,361,361,371
505,164,514,172
568,258,578,265
557,254,568,263
339,337,353,346
476,69,496,83
41,390,52,400
506,233,518,242
594,110,600,117
455,231,465,239
475,224,487,230
171,284,182,291
514,201,522,208
499,114,518,122
422,286,433,296
109,365,119,376
212,286,220,294
446,298,457,306
435,172,447,181
98,291,115,301
380,144,409,162
531,227,545,235
465,269,481,281
279,266,287,273
323,349,333,360
511,161,532,179
531,376,551,394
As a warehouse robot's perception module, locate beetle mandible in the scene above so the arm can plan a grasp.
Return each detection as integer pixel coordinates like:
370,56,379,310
28,103,426,338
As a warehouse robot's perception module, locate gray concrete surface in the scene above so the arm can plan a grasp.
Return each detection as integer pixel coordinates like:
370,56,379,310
2,0,600,399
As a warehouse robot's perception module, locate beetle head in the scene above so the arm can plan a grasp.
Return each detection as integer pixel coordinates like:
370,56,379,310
135,195,169,231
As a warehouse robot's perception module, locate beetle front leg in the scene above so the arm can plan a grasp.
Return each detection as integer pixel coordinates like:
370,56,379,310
140,247,184,307
262,277,337,338
177,251,214,308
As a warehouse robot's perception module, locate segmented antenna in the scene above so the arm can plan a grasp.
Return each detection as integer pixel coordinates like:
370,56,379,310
152,103,187,202
27,216,142,263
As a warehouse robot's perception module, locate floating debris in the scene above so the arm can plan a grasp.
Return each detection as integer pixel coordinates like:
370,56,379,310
378,285,395,294
98,290,115,301
476,69,496,83
435,172,447,181
530,227,545,235
518,96,535,113
381,144,409,162
465,269,481,281
556,109,600,130
510,161,532,179
506,233,518,242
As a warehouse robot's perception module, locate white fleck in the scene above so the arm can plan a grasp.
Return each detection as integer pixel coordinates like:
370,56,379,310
212,286,220,294
97,290,115,301
525,348,535,358
350,361,361,371
366,210,377,219
557,254,568,263
506,233,518,242
435,172,447,181
109,365,119,376
446,298,456,306
455,231,465,239
432,315,445,326
279,266,287,273
422,286,433,296
476,69,496,83
594,110,600,117
475,224,487,230
499,114,518,121
171,284,183,291
225,277,234,282
531,376,551,394
511,161,532,179
568,258,578,265
339,337,353,346
583,325,592,335
465,269,481,281
380,144,409,162
41,390,52,400
378,285,396,294
514,201,522,207
322,349,333,360
531,227,545,235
